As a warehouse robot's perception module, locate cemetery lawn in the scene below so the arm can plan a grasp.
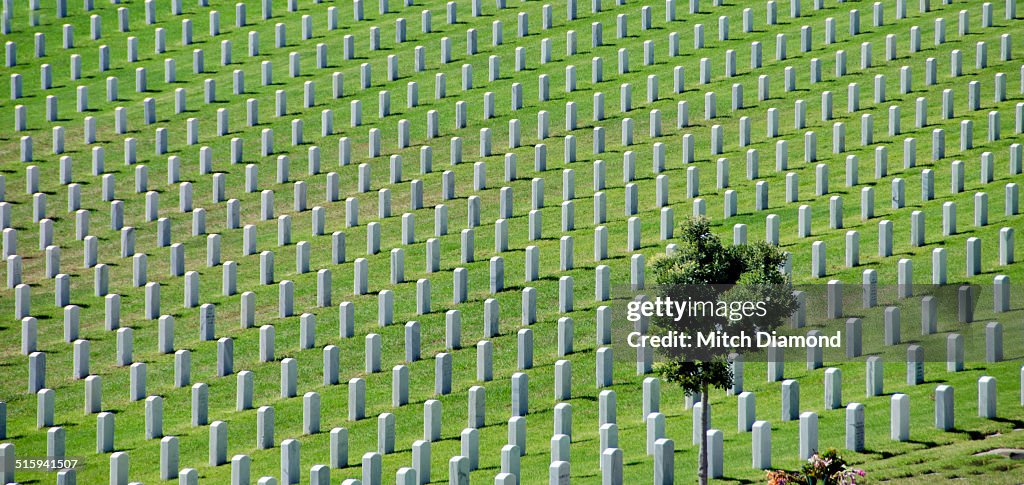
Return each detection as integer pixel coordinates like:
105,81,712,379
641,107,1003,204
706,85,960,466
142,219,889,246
2,0,1024,483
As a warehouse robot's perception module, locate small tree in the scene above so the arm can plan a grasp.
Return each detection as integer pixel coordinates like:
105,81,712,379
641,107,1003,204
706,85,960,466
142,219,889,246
651,217,797,485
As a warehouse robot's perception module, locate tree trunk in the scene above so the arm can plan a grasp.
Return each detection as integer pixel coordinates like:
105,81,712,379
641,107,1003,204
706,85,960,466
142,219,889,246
699,382,710,485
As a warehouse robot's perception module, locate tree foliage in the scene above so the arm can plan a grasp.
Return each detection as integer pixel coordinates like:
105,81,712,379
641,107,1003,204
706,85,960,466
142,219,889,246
651,216,799,392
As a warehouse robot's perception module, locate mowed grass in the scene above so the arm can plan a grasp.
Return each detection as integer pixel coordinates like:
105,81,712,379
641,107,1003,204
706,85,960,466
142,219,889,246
1,0,1023,483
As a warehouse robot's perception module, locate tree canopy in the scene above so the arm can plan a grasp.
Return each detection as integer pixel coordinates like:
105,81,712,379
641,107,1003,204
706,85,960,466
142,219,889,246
651,216,798,394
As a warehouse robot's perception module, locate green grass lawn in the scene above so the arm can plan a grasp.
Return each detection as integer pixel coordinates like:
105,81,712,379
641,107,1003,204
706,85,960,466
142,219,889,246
1,0,1023,483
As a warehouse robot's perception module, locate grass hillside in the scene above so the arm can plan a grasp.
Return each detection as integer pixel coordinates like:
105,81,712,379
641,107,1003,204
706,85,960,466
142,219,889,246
1,0,1023,483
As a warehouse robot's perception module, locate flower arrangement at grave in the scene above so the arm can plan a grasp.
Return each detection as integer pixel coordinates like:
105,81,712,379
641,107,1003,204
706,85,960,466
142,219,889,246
765,448,867,485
